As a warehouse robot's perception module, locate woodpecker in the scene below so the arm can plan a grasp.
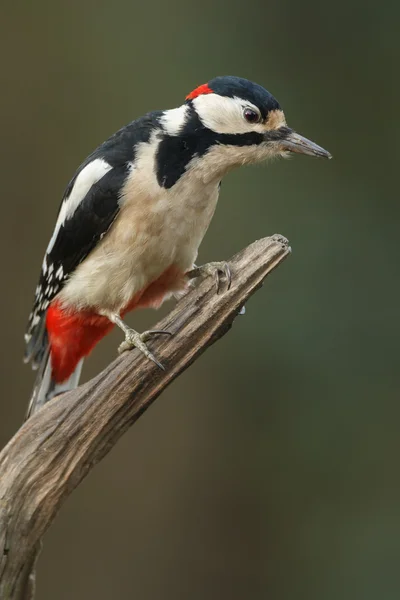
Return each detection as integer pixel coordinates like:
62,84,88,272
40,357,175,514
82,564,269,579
24,75,331,418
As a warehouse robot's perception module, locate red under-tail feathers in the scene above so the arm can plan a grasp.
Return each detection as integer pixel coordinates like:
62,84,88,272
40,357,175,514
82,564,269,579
46,265,186,383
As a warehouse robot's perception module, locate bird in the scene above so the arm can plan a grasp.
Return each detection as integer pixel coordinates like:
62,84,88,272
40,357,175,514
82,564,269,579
24,75,331,418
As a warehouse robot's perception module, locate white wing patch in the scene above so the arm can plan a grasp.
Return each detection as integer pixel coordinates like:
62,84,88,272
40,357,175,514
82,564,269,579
26,159,113,348
46,158,113,255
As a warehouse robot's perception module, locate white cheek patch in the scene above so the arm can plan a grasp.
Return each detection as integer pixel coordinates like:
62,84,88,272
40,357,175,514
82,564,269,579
193,94,266,135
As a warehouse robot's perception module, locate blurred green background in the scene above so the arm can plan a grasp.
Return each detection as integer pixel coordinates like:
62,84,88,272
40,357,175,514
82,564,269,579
1,0,399,598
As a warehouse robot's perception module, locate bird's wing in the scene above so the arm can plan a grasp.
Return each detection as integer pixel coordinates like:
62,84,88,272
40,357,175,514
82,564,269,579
24,162,127,365
24,112,163,365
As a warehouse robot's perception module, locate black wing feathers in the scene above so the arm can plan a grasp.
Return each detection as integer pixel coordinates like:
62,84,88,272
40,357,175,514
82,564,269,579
25,111,163,363
24,166,128,364
47,165,127,279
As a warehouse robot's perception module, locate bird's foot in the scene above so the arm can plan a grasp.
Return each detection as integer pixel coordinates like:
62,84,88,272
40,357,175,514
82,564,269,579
187,261,231,294
118,328,172,370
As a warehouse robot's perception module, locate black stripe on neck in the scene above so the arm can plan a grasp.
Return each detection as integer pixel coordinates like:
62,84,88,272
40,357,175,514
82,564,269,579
156,108,290,189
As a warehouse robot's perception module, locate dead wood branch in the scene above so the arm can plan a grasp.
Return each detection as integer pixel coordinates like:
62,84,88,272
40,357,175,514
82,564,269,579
0,234,291,599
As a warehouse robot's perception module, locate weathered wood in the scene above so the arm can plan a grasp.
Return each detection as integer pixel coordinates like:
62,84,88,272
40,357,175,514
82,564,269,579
0,235,291,599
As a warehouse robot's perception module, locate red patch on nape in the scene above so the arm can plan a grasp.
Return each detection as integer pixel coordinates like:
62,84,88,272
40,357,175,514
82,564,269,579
186,83,213,101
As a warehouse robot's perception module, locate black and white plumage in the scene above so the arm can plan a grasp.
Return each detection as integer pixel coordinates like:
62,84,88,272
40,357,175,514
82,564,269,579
25,112,165,364
24,75,331,418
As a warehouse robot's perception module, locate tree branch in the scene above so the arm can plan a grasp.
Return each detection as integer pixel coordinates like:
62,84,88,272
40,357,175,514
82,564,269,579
0,234,291,599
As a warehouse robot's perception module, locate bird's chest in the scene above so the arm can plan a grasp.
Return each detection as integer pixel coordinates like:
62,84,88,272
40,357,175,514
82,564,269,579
117,170,220,270
60,168,219,312
160,176,220,266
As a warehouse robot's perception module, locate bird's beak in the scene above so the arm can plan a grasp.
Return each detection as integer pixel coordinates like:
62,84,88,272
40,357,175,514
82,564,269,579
280,131,332,159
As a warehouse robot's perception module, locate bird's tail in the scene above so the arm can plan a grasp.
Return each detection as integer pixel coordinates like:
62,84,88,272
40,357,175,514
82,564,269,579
25,341,83,420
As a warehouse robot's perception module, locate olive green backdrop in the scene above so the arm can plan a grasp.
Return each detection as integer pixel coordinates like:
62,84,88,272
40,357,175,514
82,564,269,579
1,0,399,598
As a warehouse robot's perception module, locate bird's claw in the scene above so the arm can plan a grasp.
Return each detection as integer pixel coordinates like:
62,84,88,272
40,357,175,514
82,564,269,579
187,261,232,294
118,329,172,370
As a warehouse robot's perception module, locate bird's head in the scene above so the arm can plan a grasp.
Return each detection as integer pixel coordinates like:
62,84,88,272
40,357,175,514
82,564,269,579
180,76,331,180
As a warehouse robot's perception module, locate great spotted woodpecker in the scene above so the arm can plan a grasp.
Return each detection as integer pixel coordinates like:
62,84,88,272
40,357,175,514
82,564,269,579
24,76,331,418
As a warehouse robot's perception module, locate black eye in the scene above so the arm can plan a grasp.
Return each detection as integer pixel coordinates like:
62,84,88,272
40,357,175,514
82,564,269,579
243,108,260,124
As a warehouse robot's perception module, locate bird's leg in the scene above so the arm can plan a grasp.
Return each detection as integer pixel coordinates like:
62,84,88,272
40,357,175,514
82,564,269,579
106,313,172,371
187,261,231,294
